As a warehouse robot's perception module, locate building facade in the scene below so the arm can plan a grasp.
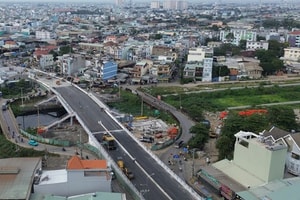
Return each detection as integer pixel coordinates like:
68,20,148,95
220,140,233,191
220,29,257,46
246,40,269,50
101,61,118,81
287,30,300,47
283,47,300,62
34,156,112,197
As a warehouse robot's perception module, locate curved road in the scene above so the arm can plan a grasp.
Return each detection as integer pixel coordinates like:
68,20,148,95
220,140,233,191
55,86,198,200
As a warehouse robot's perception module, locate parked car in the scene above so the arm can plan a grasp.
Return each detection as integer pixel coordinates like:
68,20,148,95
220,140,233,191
28,139,38,146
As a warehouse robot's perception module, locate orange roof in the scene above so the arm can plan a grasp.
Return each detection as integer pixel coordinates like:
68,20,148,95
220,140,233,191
67,156,107,170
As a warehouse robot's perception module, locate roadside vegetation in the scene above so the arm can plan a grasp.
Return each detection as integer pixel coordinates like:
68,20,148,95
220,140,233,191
216,106,298,160
106,90,177,125
0,131,49,158
140,84,300,159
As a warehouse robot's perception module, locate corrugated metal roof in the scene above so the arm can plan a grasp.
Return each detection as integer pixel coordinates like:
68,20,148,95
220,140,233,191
0,157,41,200
237,177,300,200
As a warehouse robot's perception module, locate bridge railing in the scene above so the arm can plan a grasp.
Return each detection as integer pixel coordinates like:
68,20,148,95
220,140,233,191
35,76,201,199
104,102,204,200
74,112,145,200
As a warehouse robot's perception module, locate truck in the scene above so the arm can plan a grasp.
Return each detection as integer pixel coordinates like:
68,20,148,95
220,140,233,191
117,157,134,180
102,133,116,150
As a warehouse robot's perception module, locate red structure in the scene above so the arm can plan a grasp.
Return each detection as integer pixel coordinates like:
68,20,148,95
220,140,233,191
238,109,267,116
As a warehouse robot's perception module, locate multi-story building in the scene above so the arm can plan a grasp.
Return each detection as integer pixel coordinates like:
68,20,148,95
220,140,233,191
150,1,160,9
163,0,187,10
187,47,207,62
100,61,118,81
115,0,124,6
58,54,86,76
36,31,51,40
131,60,152,84
246,40,269,50
183,62,203,79
78,43,104,51
185,47,213,82
287,30,300,47
220,29,257,46
198,130,288,200
34,156,112,196
283,47,300,62
262,126,300,176
151,45,177,61
40,54,54,70
156,63,171,82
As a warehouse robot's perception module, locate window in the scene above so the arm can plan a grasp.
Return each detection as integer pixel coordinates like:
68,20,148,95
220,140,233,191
292,153,300,160
239,140,249,148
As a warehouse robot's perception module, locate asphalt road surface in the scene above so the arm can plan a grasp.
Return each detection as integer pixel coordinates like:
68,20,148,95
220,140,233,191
56,86,197,200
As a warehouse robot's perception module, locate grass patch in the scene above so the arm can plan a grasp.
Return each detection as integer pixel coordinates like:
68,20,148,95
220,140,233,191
0,133,51,158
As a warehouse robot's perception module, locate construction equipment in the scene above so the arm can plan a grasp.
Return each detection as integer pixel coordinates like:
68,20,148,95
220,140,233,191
117,157,134,180
102,133,116,150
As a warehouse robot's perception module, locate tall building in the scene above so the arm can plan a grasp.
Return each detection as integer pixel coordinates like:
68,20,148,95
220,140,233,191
115,0,124,6
150,1,160,9
220,29,257,46
287,30,300,47
163,0,187,10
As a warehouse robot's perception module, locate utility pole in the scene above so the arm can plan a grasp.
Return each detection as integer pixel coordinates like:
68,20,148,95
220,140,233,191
141,96,144,116
21,88,24,106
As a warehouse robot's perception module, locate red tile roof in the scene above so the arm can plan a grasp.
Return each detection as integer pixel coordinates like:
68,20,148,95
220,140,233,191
67,156,107,170
289,30,300,35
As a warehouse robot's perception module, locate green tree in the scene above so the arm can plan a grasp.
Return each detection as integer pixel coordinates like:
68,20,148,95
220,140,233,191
267,107,298,131
239,39,247,50
225,32,234,41
255,49,284,75
216,112,269,160
59,45,73,55
188,123,210,150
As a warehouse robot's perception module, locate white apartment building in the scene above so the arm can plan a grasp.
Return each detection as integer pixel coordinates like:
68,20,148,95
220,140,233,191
185,47,213,82
150,1,160,9
187,47,211,62
163,0,187,10
40,54,54,70
220,29,257,46
246,40,269,50
36,31,51,40
115,0,124,6
283,47,300,62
